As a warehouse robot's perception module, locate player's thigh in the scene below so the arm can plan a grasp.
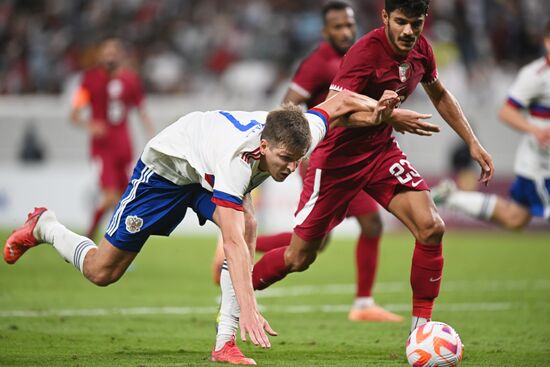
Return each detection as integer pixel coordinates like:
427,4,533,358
294,165,364,241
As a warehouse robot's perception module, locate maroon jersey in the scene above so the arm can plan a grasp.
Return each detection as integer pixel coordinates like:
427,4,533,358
312,27,438,169
77,67,145,157
290,41,343,109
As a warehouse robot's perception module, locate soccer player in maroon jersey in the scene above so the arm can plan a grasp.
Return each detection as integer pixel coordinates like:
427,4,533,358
251,0,494,333
70,38,154,240
254,1,402,323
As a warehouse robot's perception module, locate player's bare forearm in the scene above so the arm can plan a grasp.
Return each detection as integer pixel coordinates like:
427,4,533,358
498,104,536,134
425,80,494,183
424,81,478,145
215,207,256,310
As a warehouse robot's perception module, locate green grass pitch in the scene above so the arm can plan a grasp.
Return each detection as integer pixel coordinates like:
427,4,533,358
1,230,549,366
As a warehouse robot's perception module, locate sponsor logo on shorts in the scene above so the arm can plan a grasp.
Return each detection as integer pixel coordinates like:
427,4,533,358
125,215,143,234
411,179,423,187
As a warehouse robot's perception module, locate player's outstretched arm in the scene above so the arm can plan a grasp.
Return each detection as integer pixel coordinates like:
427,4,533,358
499,103,550,149
423,79,494,184
214,206,277,348
323,89,439,135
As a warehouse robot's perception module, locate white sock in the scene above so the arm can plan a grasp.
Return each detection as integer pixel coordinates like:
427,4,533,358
34,210,97,273
446,191,497,220
411,316,430,333
352,296,375,309
215,261,240,351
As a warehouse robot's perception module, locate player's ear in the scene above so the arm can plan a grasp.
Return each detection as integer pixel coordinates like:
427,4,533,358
259,138,269,155
382,9,389,26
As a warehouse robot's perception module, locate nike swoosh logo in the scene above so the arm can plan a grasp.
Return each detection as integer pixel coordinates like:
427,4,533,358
7,243,14,257
411,179,423,187
429,276,442,282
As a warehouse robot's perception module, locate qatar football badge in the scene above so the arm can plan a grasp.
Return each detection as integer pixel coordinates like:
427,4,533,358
125,215,143,233
398,63,410,82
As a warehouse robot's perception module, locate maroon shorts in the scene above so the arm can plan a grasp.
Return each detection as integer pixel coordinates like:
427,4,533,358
298,160,378,218
294,141,430,240
93,152,132,192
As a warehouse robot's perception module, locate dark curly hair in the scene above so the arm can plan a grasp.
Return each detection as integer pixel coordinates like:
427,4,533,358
385,0,430,17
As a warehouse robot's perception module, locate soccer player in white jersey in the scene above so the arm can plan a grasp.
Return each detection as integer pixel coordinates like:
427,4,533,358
4,89,438,364
433,22,550,228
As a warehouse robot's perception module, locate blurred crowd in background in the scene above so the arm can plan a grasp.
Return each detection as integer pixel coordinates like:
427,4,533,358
1,0,549,95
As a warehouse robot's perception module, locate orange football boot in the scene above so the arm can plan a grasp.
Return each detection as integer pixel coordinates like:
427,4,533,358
4,207,48,264
348,305,404,323
210,337,256,365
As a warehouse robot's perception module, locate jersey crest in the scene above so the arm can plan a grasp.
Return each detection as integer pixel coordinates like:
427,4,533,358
399,63,411,82
125,215,143,233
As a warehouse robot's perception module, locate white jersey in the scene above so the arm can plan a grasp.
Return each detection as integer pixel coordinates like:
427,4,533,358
507,56,550,179
141,109,327,209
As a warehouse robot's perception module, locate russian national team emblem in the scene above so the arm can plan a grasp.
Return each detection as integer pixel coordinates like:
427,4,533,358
125,215,143,233
399,63,411,82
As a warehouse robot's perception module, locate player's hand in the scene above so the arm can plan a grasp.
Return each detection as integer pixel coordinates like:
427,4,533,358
372,90,400,124
532,127,550,149
388,109,439,136
88,120,107,137
469,142,494,186
239,308,278,348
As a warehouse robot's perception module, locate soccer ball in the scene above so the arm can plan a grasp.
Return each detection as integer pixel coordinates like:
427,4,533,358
406,321,464,367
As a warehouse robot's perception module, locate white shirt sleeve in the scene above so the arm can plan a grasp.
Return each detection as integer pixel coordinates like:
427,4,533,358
508,64,541,108
211,156,251,210
304,109,328,158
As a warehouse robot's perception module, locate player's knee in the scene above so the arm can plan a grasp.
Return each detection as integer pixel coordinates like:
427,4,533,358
360,213,383,237
417,216,445,244
285,250,317,272
502,216,528,231
87,270,120,287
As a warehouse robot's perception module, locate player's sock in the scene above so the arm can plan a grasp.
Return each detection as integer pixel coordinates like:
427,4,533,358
252,246,290,290
86,207,106,239
410,241,443,320
411,316,430,332
215,262,240,351
256,232,292,253
352,296,375,309
35,211,97,273
355,234,380,298
446,191,497,220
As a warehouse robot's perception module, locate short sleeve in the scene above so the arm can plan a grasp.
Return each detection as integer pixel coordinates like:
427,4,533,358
507,66,540,109
421,40,439,84
211,157,251,211
290,55,324,98
330,42,373,93
304,109,328,157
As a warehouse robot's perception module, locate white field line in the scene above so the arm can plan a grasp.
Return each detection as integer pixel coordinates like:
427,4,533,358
0,302,516,318
256,279,550,299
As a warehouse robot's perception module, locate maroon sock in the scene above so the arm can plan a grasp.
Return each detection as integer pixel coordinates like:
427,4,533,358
252,246,290,290
355,235,380,298
86,207,105,239
410,241,444,318
256,232,292,253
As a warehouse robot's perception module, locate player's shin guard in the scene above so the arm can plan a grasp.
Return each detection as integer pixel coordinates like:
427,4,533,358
410,241,444,319
252,246,290,290
255,232,292,253
355,235,380,298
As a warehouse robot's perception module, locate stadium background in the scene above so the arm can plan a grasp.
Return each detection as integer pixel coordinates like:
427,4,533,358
1,0,549,233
